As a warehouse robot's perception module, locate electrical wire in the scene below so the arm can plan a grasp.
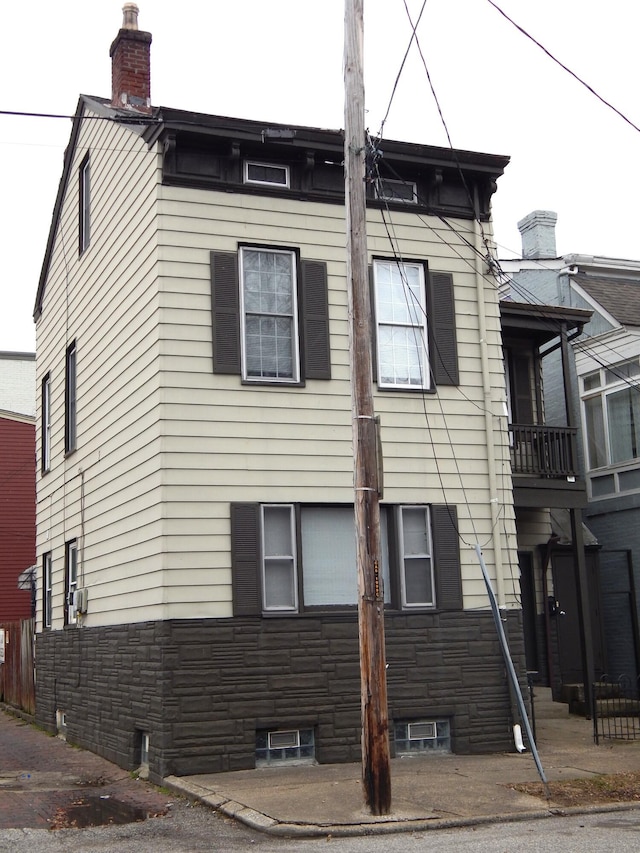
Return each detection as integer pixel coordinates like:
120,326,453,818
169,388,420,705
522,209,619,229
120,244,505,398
486,0,640,136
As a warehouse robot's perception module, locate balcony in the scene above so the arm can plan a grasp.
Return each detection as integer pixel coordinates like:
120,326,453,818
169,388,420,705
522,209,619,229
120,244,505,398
509,424,578,478
509,425,585,509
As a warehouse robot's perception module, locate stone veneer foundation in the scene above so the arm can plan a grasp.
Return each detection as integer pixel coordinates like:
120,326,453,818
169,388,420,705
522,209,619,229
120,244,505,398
35,610,525,782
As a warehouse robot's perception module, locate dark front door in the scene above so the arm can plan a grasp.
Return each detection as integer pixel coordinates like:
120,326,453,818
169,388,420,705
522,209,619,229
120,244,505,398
551,549,606,693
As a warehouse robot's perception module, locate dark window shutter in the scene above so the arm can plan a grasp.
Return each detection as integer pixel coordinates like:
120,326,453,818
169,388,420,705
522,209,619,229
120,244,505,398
300,260,331,379
211,251,241,374
429,272,459,386
230,503,261,616
432,504,462,610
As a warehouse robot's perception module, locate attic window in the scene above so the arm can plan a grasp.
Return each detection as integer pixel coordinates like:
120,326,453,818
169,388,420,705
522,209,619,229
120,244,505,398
244,161,289,187
376,178,416,204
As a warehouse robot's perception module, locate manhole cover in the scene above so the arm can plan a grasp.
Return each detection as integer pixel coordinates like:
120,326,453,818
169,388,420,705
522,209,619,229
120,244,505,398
50,795,147,829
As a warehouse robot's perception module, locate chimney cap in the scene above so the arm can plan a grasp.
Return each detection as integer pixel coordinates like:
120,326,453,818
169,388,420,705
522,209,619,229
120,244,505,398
122,3,139,30
517,210,558,260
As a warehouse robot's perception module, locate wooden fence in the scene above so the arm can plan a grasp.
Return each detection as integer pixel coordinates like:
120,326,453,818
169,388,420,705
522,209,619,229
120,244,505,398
0,619,35,715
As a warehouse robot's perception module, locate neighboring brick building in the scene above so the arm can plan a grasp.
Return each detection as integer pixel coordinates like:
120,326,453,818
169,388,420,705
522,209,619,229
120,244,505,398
0,412,35,622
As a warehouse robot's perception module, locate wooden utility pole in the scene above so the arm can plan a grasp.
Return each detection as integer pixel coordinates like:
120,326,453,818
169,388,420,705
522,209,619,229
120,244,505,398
344,0,392,816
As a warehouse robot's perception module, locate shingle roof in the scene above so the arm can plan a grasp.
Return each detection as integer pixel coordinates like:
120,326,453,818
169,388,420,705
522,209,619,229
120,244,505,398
574,274,640,326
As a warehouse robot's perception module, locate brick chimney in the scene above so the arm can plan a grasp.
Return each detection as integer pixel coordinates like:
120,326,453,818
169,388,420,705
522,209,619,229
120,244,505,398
110,4,152,113
517,210,558,260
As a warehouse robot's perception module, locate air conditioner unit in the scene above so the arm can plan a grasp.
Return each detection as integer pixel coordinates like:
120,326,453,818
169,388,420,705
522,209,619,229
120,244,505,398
73,588,89,615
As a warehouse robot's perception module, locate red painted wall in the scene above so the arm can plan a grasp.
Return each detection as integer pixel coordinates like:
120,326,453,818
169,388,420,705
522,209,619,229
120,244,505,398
0,417,35,621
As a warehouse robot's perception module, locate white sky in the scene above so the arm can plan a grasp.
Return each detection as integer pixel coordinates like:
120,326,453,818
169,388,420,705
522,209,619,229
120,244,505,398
2,0,640,352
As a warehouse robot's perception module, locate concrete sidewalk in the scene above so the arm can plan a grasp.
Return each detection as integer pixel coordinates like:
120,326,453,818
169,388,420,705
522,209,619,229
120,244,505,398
0,708,173,830
165,688,640,837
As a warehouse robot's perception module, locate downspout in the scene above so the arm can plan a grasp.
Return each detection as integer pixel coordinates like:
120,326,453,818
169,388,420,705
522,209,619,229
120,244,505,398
473,213,506,605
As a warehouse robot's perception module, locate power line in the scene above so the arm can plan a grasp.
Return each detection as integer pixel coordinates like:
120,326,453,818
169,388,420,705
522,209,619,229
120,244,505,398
486,0,640,135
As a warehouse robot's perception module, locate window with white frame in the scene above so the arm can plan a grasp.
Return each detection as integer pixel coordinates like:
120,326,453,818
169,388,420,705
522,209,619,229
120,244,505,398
43,552,52,629
231,502,460,615
582,359,640,495
211,248,330,383
65,540,78,625
261,505,298,611
41,373,51,473
244,161,289,187
300,506,390,606
398,505,434,608
373,259,429,389
240,247,299,383
375,177,417,204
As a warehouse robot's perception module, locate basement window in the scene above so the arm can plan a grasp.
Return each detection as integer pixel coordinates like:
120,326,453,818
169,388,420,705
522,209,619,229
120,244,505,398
256,728,315,766
244,161,289,187
394,719,451,755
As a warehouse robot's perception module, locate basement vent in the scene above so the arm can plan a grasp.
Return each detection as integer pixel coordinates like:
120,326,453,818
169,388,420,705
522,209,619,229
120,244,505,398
256,727,315,766
394,718,451,755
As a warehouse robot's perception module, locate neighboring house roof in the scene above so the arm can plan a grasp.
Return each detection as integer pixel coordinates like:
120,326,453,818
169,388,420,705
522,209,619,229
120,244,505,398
500,300,592,346
571,273,640,327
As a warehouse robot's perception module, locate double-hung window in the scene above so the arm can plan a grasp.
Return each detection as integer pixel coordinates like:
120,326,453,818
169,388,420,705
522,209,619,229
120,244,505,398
373,260,429,389
240,248,299,382
261,504,298,611
372,258,459,390
398,505,434,607
79,154,90,254
231,503,461,616
65,342,77,453
211,247,331,384
41,373,51,472
65,540,78,625
43,552,53,629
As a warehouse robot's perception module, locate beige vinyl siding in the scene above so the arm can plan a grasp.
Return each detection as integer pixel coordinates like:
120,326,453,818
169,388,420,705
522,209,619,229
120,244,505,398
36,124,516,626
157,188,516,616
35,110,165,629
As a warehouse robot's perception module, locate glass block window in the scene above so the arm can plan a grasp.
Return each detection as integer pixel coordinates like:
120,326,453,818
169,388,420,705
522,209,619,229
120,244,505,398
256,728,315,766
394,719,451,754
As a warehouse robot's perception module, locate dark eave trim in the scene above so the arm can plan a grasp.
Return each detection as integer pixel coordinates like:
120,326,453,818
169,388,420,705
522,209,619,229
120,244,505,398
500,300,592,340
143,107,510,176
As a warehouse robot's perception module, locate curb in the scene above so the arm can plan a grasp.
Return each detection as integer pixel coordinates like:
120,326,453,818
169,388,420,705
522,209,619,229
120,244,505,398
162,775,640,838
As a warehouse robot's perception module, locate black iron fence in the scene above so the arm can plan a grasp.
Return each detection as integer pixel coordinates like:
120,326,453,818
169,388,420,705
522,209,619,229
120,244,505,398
593,674,640,744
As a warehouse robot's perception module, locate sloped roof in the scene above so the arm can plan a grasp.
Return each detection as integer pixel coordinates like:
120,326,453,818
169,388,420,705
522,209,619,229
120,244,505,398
573,273,640,326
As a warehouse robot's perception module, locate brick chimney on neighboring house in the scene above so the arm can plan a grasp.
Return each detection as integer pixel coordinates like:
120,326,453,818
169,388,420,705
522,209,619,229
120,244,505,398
517,210,558,259
110,3,152,113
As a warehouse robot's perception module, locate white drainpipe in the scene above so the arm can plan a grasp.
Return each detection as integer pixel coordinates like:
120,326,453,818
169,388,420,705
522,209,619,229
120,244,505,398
473,216,506,606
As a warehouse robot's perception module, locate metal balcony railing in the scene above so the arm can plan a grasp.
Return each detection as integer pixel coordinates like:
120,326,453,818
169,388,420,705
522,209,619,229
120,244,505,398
509,424,578,478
